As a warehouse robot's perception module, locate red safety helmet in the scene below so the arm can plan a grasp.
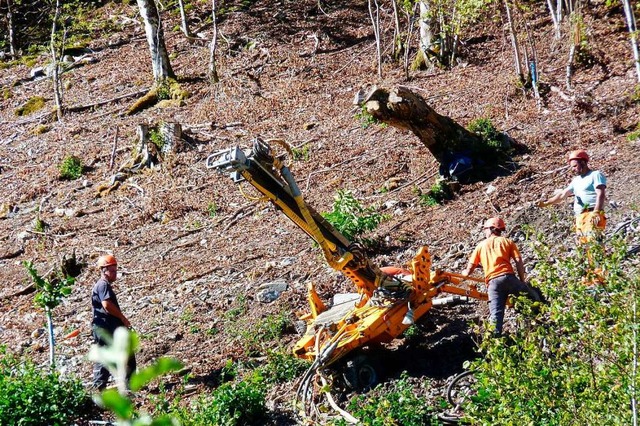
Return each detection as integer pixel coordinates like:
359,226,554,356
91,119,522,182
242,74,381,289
567,149,589,163
483,217,506,231
97,254,117,268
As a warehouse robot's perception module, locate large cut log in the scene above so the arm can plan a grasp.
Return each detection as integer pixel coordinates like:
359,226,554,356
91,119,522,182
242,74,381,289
355,86,484,164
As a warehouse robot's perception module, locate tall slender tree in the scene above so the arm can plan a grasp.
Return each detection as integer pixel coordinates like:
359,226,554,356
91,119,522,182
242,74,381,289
136,0,175,82
209,0,219,83
50,0,63,120
622,0,640,83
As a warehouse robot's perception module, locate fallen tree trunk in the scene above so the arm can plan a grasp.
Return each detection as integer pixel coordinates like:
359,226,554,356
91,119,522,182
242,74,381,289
355,85,515,182
355,86,483,163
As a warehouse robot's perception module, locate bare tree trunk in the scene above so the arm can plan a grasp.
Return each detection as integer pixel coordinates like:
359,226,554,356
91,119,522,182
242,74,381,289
177,0,192,38
355,86,482,163
546,0,561,39
50,0,63,120
403,6,415,80
504,0,524,81
209,0,219,83
416,1,435,70
525,22,541,100
391,0,399,60
136,0,175,82
622,0,640,83
556,0,563,24
5,0,17,57
368,0,382,78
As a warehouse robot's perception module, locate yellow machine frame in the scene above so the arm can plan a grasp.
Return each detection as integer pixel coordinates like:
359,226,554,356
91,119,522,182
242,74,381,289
208,138,488,369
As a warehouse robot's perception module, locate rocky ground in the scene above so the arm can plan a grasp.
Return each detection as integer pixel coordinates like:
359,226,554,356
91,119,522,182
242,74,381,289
1,0,640,423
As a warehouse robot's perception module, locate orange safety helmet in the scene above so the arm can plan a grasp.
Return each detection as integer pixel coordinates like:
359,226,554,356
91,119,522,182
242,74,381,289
568,149,589,163
97,254,117,268
483,217,506,231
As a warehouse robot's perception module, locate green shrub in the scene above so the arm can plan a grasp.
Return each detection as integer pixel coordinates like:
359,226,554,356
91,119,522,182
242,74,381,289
175,378,266,426
0,347,92,424
464,236,639,424
149,127,165,150
322,190,388,241
207,201,218,217
231,311,292,356
292,144,311,161
332,372,437,425
419,179,453,206
58,155,84,180
467,117,503,151
354,105,378,129
259,350,310,384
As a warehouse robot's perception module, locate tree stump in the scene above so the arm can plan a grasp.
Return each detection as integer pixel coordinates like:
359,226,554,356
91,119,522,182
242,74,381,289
355,85,514,182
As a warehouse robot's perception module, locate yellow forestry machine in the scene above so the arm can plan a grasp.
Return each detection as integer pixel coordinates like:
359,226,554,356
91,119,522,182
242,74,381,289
208,138,487,406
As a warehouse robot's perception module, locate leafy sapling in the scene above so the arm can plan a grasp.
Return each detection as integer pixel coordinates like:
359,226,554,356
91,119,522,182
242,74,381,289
24,260,74,367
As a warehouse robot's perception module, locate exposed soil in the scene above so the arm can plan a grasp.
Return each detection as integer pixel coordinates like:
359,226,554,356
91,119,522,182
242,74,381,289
1,0,640,423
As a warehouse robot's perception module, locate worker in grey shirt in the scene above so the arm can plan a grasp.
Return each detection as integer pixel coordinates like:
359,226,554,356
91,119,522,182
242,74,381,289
91,254,136,390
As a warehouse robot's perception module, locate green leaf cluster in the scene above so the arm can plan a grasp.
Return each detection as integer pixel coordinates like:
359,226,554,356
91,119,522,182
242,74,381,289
464,236,639,424
173,378,266,426
91,328,184,426
24,260,74,311
0,346,91,425
333,372,438,425
419,179,453,206
58,155,84,180
322,190,388,242
258,350,311,384
467,117,505,152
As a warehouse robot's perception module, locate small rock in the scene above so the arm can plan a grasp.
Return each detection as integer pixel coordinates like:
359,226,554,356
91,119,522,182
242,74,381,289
303,122,317,130
280,257,296,267
256,280,288,303
30,67,45,79
17,231,32,241
485,185,497,195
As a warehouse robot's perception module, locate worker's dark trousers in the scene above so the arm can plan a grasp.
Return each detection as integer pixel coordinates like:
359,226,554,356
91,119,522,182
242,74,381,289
92,328,137,390
487,274,531,335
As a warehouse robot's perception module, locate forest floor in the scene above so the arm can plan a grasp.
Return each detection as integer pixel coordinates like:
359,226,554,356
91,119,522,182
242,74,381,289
1,0,640,423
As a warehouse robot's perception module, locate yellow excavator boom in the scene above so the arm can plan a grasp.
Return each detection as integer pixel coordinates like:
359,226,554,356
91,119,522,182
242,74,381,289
208,138,487,368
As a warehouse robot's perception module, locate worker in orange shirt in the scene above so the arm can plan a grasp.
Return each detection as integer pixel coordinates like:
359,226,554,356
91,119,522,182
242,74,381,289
462,217,538,335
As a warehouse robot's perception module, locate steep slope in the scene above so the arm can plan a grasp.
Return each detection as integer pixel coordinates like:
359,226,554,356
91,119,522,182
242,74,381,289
1,0,639,421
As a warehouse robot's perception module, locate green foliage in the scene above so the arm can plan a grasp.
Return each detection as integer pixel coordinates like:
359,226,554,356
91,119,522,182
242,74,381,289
14,96,46,116
354,105,379,129
156,83,171,101
463,236,639,424
419,179,453,206
626,122,640,142
467,117,504,151
629,85,640,104
418,0,492,67
58,155,84,180
230,311,292,356
292,144,311,161
24,260,74,312
258,350,311,384
207,201,218,217
149,128,165,150
173,378,266,426
333,372,437,425
0,346,91,424
322,190,388,241
223,295,247,320
90,328,184,426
